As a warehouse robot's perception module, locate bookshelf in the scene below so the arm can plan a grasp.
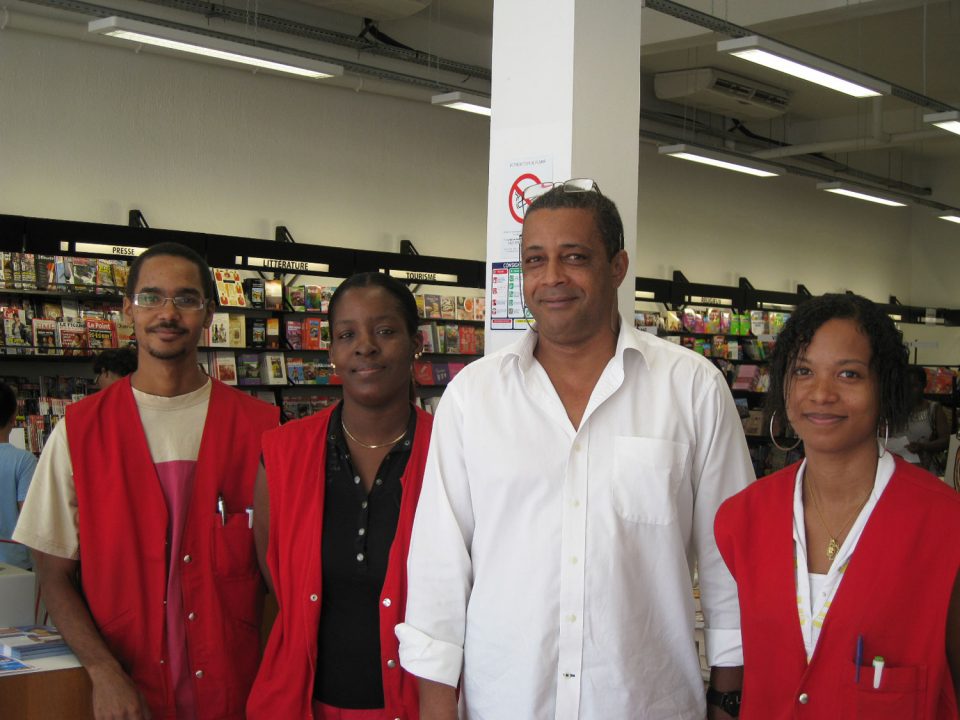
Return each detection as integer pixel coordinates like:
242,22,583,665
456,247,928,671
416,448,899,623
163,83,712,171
0,213,487,444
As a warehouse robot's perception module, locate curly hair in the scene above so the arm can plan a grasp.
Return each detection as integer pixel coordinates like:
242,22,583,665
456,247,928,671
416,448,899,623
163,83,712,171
766,293,911,434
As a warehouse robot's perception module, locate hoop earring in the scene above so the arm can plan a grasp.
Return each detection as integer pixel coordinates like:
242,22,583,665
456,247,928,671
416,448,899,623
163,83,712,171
769,410,802,451
877,419,889,458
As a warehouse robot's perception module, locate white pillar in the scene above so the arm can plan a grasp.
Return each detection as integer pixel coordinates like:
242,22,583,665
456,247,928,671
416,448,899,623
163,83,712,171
485,1,641,353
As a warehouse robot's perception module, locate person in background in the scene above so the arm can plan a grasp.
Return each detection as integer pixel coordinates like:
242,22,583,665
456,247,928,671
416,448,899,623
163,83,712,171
92,346,138,390
248,272,429,720
399,180,753,720
14,242,279,720
904,365,950,475
715,293,960,718
0,381,38,569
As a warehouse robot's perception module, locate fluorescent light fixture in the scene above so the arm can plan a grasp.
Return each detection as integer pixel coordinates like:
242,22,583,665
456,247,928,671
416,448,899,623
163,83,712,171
88,17,343,79
431,91,491,116
817,182,907,207
924,111,960,137
939,214,960,224
658,144,782,178
717,35,891,98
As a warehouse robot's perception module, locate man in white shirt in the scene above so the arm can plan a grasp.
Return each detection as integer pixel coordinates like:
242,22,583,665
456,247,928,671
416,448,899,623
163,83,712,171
397,179,753,719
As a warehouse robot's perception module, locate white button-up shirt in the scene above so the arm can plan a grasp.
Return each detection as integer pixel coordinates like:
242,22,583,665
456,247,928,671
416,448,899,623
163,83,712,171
397,321,754,719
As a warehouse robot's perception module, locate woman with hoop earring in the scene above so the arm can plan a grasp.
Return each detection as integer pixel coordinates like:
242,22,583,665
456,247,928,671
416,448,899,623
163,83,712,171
714,293,960,719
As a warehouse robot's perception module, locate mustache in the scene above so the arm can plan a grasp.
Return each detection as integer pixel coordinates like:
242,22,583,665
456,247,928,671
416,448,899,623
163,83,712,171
147,322,187,334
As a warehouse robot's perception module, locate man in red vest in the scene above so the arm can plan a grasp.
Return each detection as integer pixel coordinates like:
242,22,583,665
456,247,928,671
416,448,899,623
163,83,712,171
15,242,279,720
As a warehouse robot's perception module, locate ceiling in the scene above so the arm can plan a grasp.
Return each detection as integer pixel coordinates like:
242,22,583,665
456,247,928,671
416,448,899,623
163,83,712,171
9,0,960,204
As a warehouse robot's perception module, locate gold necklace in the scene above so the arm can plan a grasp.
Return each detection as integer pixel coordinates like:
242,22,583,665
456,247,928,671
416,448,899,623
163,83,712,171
806,473,872,560
341,421,407,450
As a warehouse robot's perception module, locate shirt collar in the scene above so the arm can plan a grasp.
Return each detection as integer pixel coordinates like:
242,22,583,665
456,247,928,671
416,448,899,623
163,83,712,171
497,315,651,375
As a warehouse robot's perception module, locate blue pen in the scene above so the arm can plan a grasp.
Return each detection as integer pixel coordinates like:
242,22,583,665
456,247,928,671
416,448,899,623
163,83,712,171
855,635,864,683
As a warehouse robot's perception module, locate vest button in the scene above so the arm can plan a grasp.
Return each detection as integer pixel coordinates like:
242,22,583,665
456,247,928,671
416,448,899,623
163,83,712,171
309,594,318,602
195,670,204,679
386,660,397,669
183,554,192,563
187,612,196,621
798,693,809,704
382,598,392,607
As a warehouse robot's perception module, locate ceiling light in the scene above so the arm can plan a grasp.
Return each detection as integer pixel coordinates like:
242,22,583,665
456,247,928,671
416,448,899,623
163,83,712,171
817,182,907,207
939,214,960,224
924,111,960,137
88,17,343,79
431,91,491,116
658,144,782,178
717,35,891,98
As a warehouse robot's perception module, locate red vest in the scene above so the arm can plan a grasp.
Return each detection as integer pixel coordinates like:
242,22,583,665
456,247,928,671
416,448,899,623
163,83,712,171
715,456,960,720
68,377,279,719
247,404,432,720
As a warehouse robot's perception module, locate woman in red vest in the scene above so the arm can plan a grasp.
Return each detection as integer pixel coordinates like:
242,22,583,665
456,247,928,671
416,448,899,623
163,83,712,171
247,272,431,720
715,293,960,719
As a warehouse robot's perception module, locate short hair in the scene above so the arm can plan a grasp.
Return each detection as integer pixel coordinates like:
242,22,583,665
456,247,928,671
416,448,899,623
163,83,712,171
0,382,17,427
523,186,625,259
327,272,420,340
93,347,138,377
766,293,911,433
126,242,215,300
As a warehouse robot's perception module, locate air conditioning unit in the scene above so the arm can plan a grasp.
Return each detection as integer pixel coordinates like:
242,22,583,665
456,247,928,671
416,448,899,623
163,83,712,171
654,68,790,121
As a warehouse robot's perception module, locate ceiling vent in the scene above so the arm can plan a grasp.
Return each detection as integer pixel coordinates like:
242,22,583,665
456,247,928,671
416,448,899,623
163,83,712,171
654,68,790,120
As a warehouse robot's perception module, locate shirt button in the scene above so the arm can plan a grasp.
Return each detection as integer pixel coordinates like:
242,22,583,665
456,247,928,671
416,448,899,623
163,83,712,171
357,553,365,562
567,614,577,623
160,659,165,665
195,670,204,679
183,554,191,563
361,501,368,509
570,556,578,564
358,528,366,536
353,476,361,485
187,612,196,621
573,444,581,452
375,478,383,486
382,598,392,607
798,693,809,704
572,499,581,508
309,594,318,602
386,659,397,668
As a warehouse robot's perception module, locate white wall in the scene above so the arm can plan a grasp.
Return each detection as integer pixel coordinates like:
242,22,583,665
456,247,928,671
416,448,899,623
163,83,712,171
0,26,491,260
4,23,960,313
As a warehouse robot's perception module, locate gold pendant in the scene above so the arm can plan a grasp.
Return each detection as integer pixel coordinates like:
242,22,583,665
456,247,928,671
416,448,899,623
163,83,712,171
826,539,840,560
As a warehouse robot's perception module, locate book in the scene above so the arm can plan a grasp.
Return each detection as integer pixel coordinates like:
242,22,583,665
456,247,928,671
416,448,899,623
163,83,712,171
208,313,231,348
284,320,302,350
0,655,34,675
287,285,306,312
32,318,58,355
19,253,37,289
2,308,30,355
214,352,238,385
0,253,14,288
264,279,283,311
35,255,57,291
423,294,442,319
413,360,434,386
84,318,116,350
57,320,88,356
415,294,426,318
443,324,460,354
731,364,760,391
54,256,74,288
228,314,246,348
320,286,335,313
0,625,69,660
212,268,247,308
95,258,115,292
432,363,451,385
111,261,130,293
266,318,280,349
418,323,437,354
116,322,136,347
71,257,98,290
247,318,267,348
11,253,23,289
260,352,287,385
440,296,456,320
304,285,322,312
302,317,322,350
319,320,330,349
243,278,265,308
237,354,261,385
285,356,305,384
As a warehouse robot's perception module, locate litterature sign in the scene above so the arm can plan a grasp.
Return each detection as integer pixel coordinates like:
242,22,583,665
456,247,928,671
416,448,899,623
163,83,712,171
245,256,328,273
383,269,460,284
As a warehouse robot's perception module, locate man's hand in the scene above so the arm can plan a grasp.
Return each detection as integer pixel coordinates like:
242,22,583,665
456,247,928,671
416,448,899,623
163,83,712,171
88,665,152,720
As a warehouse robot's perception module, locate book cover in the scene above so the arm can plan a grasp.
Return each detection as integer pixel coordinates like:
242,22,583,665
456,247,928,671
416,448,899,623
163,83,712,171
418,323,437,354
3,309,30,355
447,362,466,380
208,313,231,348
243,278,265,308
413,360,434,386
0,655,35,675
11,253,23,289
459,325,476,355
237,354,261,385
443,324,460,354
0,253,13,288
264,279,283,311
19,253,37,289
54,256,73,288
116,322,136,347
432,363,451,385
71,257,98,290
455,296,470,321
320,286,335,313
0,625,68,660
302,359,318,384
302,317,322,350
423,294,442,320
84,318,116,350
260,352,287,385
60,298,79,319
111,261,130,293
319,320,330,349
35,255,57,291
266,318,280,349
213,269,247,308
415,294,426,318
214,352,238,385
284,320,302,350
731,364,760,391
440,296,456,320
287,285,306,312
32,318,58,355
473,296,485,322
304,285,322,312
56,320,88,356
285,357,305,384
247,318,267,348
228,314,246,348
315,363,334,385
95,258,115,293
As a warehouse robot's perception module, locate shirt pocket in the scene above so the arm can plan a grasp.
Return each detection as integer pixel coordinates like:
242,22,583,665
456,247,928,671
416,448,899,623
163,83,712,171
844,661,926,719
210,512,258,579
611,437,688,525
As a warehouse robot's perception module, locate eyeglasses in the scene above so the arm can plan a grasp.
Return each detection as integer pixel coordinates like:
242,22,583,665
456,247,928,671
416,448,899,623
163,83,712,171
131,292,208,311
521,178,602,205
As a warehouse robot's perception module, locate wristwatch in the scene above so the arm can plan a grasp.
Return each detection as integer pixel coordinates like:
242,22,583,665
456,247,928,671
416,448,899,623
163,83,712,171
706,687,742,717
